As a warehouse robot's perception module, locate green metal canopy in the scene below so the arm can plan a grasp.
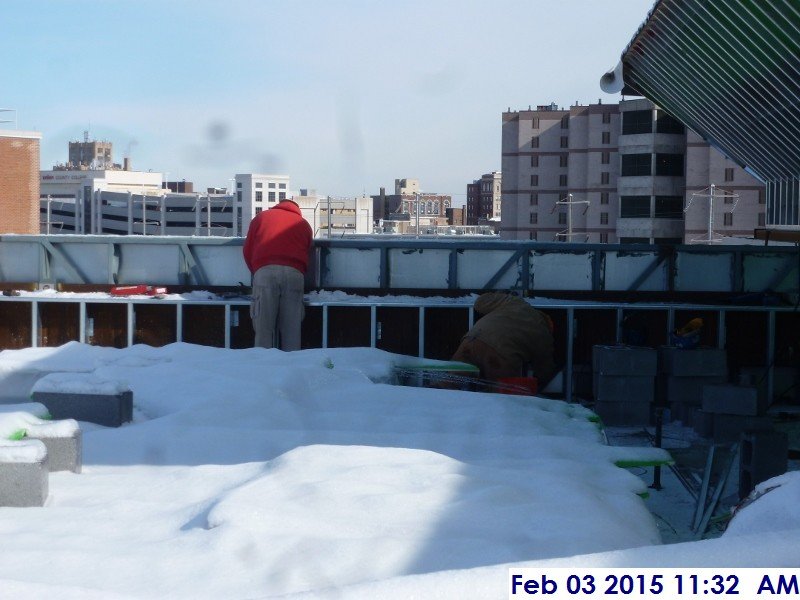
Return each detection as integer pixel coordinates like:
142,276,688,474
602,0,800,227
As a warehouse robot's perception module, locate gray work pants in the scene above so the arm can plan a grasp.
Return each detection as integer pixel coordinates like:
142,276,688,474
250,264,305,350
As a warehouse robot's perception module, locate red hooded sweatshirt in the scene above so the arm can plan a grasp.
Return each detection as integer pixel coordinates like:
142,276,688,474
243,201,313,274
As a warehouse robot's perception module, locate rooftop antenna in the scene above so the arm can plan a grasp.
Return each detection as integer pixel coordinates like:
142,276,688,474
552,193,590,242
84,129,89,143
0,108,17,128
684,184,739,243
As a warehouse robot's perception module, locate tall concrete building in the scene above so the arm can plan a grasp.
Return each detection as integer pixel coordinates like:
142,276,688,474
235,173,290,235
501,99,765,243
0,130,42,234
67,133,115,169
501,102,619,241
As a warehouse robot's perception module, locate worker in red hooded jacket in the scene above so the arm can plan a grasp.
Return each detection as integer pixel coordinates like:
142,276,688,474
243,199,313,350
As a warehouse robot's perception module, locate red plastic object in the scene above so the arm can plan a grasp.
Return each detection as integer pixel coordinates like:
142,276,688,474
496,376,538,396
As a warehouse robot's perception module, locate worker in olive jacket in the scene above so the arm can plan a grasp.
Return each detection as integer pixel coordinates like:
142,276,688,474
452,292,556,384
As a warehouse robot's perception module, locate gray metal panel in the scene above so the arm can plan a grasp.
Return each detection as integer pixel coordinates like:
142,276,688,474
117,244,183,285
531,251,594,291
743,253,799,293
390,249,450,289
456,249,520,289
323,248,381,288
675,252,733,292
0,241,42,282
190,244,250,287
48,242,111,284
604,251,667,291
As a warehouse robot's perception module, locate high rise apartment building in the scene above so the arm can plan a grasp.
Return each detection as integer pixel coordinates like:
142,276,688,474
466,172,501,225
501,99,765,243
501,102,619,242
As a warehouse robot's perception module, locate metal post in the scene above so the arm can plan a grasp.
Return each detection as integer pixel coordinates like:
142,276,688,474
418,306,425,358
415,192,420,236
650,407,664,490
370,305,377,348
327,196,332,238
322,305,329,348
31,301,38,348
707,184,715,243
176,304,183,342
224,304,231,349
79,302,87,343
566,307,574,402
127,303,134,347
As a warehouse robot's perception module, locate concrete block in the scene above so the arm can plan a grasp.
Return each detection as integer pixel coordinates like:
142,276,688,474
713,413,773,444
739,430,789,499
27,425,81,473
593,400,651,427
702,384,764,416
692,408,714,438
592,345,657,376
594,374,654,403
32,391,132,428
658,375,726,405
0,439,48,507
658,346,727,377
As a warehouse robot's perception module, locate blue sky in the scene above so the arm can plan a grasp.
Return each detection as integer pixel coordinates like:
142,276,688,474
1,0,653,199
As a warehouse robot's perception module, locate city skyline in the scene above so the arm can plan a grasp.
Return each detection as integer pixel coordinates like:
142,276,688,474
1,0,653,199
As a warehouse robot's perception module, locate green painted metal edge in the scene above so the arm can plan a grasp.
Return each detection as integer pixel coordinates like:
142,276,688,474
399,362,480,373
637,491,650,500
7,429,27,441
615,459,675,468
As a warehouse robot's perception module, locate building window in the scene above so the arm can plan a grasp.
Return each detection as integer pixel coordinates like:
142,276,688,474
602,131,611,144
758,212,766,227
724,167,734,182
433,201,439,213
560,136,569,148
532,117,540,128
255,182,263,188
279,183,287,189
601,172,610,184
622,109,653,135
237,191,242,202
561,115,569,129
600,212,609,225
600,232,609,243
529,231,537,241
601,192,609,204
621,153,652,176
602,112,611,124
558,212,567,225
531,155,539,167
269,183,276,188
255,207,262,214
601,151,610,164
268,192,276,201
529,213,538,224
559,174,568,186
531,175,539,186
655,153,684,176
530,193,538,206
237,182,242,188
531,136,539,148
724,193,735,204
279,192,286,200
724,212,733,226
620,195,651,218
255,191,263,202
656,110,685,134
758,188,765,204
655,195,684,218
560,154,568,167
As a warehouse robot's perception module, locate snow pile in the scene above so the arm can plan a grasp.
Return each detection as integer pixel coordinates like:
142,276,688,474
724,471,800,537
0,342,792,598
31,372,131,396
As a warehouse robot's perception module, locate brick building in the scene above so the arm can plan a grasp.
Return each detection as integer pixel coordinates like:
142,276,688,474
0,130,41,234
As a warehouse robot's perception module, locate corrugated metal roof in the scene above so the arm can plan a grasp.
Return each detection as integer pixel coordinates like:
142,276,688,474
611,0,800,181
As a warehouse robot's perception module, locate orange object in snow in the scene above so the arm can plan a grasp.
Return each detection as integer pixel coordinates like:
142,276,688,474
496,376,539,396
110,285,168,296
